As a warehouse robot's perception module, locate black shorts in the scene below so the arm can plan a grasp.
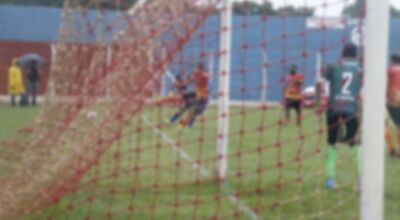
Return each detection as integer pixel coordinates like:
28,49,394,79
326,110,359,146
182,92,197,109
194,98,208,115
387,105,400,127
285,98,302,114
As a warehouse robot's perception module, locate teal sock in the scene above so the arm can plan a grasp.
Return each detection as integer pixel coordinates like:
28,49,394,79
352,145,361,175
326,146,337,178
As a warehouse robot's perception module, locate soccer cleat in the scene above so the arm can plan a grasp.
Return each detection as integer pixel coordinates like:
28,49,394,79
325,177,336,189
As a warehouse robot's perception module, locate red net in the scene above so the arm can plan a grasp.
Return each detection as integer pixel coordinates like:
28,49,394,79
0,0,365,219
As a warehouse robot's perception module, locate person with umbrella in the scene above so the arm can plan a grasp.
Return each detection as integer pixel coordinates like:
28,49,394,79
26,60,41,106
19,53,45,106
7,58,25,106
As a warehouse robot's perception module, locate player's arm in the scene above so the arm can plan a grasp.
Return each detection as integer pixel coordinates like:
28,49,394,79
386,69,390,103
297,74,305,83
315,65,332,111
282,75,289,98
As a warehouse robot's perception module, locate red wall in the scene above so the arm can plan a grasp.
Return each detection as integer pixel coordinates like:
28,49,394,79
0,40,51,95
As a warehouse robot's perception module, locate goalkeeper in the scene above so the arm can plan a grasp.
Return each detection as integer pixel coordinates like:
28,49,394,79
317,43,362,189
169,71,197,124
175,63,209,127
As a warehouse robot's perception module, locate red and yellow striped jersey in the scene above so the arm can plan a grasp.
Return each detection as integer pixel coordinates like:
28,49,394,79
388,65,400,106
284,73,304,100
192,70,209,99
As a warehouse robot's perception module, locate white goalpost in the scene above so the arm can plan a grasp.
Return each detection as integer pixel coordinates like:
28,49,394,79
361,0,389,220
261,49,268,103
217,0,232,180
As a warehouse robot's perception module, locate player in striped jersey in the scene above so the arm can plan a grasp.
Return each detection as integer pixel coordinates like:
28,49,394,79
283,64,304,126
385,53,400,157
184,63,210,127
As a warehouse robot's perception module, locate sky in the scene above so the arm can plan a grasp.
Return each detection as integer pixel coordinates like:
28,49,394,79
234,0,400,17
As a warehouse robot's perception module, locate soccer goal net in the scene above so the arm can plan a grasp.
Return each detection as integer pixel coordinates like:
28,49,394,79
0,0,389,219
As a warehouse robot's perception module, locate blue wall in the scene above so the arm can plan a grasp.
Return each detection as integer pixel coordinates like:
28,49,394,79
0,5,61,42
1,5,399,101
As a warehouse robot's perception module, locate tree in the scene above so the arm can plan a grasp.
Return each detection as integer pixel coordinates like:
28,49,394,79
232,1,314,17
390,6,400,17
342,0,400,17
0,0,138,9
342,0,365,17
276,6,314,17
233,1,263,15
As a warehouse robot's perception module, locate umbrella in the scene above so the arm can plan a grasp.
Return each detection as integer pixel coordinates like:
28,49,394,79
18,53,46,69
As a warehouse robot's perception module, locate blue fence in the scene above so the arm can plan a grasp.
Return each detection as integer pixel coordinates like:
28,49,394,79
1,5,399,101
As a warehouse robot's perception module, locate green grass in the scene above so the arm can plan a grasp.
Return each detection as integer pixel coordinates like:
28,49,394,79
1,104,399,220
0,103,40,140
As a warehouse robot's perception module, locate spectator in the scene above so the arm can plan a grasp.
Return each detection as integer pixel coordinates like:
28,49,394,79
26,60,40,106
385,53,400,157
7,58,25,106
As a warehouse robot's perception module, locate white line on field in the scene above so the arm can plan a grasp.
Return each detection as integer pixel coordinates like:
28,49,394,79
141,115,260,220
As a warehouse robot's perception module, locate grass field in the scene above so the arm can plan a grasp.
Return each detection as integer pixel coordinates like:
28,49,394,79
1,103,399,220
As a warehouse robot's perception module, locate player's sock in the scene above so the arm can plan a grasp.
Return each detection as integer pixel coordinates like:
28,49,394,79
352,145,361,175
385,127,396,156
170,113,181,123
187,116,196,128
325,146,337,179
325,146,337,189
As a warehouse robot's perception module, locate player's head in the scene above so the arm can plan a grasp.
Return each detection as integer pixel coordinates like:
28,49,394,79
12,58,18,66
341,43,357,60
196,63,205,71
290,64,297,75
390,53,400,64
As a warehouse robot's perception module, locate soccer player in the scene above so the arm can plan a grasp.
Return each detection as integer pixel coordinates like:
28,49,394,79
283,64,304,126
386,53,400,157
169,71,197,124
319,43,362,189
184,63,210,127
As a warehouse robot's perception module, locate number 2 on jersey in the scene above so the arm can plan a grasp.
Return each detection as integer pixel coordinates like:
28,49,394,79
341,72,353,95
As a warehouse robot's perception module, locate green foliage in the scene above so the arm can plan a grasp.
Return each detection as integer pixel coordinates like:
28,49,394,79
342,0,400,17
342,0,365,17
0,0,138,9
0,0,63,7
275,5,314,17
233,1,314,16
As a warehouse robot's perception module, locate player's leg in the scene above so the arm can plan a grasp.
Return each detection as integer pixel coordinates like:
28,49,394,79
343,113,361,174
186,98,208,127
325,110,340,188
170,92,196,123
170,105,190,123
387,106,400,156
284,99,291,122
10,94,16,106
294,100,302,126
170,106,186,123
385,125,397,156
